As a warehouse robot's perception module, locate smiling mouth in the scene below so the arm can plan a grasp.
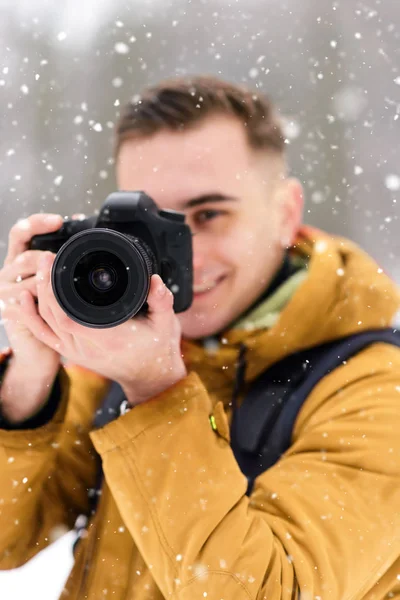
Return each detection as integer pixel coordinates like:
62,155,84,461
193,276,225,296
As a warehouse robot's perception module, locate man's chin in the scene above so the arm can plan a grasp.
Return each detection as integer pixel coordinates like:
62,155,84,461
179,315,220,341
178,310,233,341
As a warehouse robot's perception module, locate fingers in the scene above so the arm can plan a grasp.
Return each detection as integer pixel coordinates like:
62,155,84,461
0,276,39,307
146,275,174,322
1,250,45,283
0,250,45,308
0,298,20,322
36,252,77,337
5,252,66,353
16,252,66,350
36,253,60,331
4,213,63,266
19,289,60,349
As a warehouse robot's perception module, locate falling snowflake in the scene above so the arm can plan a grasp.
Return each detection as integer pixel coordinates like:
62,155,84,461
384,174,400,191
114,42,129,55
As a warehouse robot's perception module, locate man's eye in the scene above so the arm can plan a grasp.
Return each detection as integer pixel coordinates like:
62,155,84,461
195,209,223,224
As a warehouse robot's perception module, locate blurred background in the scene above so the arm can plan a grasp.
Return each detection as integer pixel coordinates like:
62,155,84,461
0,0,399,348
0,0,399,595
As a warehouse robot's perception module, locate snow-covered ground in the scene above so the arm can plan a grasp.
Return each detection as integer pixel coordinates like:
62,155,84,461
0,532,76,600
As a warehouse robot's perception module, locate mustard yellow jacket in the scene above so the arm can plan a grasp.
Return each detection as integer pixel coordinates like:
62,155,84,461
1,227,400,600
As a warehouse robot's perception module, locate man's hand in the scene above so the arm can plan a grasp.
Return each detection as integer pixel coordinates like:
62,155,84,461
0,214,64,422
0,214,64,371
17,252,187,407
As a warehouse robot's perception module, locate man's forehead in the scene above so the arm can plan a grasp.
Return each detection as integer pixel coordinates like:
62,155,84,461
116,130,256,206
118,116,252,168
118,139,219,174
122,133,219,158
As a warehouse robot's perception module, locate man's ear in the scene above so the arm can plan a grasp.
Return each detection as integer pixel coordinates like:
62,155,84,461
279,177,304,248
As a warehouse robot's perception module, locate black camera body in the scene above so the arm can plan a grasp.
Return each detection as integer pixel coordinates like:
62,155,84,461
29,191,193,328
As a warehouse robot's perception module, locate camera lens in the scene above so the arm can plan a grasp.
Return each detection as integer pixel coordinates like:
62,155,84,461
52,228,155,328
72,250,129,307
90,266,117,291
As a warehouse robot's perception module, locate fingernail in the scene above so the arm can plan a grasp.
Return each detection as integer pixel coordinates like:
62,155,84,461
157,282,167,297
17,218,31,231
44,215,62,226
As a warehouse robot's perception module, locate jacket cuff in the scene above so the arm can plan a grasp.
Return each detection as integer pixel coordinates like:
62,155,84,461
90,372,214,454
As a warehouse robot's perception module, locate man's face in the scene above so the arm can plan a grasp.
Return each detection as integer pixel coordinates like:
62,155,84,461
117,115,302,340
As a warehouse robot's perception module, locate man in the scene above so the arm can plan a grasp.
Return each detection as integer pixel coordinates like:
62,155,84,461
0,76,400,599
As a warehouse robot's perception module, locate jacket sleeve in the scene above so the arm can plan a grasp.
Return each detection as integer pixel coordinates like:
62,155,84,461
0,351,109,570
90,344,400,600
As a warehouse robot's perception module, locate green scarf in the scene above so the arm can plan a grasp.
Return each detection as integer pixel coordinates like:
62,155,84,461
233,256,308,331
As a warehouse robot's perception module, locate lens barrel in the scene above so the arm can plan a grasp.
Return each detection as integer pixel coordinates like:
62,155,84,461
51,229,155,328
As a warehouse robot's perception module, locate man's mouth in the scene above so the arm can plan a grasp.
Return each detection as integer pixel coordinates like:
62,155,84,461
193,276,225,296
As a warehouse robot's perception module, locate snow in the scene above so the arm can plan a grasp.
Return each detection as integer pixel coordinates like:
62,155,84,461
385,174,400,191
114,42,130,55
0,532,76,600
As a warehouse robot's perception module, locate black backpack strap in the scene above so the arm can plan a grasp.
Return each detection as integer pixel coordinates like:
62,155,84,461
231,328,400,494
92,381,126,429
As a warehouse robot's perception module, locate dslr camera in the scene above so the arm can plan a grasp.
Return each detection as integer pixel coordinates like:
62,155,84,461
29,191,193,328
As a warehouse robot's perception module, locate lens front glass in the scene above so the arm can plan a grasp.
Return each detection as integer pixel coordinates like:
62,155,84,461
90,266,116,291
73,250,128,306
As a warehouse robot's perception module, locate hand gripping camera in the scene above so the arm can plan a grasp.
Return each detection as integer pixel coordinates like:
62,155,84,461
29,191,193,328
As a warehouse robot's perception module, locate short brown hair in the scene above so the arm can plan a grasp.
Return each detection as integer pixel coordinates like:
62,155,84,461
115,75,285,157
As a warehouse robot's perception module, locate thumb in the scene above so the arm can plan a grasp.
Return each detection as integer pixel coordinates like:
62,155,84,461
146,274,174,318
